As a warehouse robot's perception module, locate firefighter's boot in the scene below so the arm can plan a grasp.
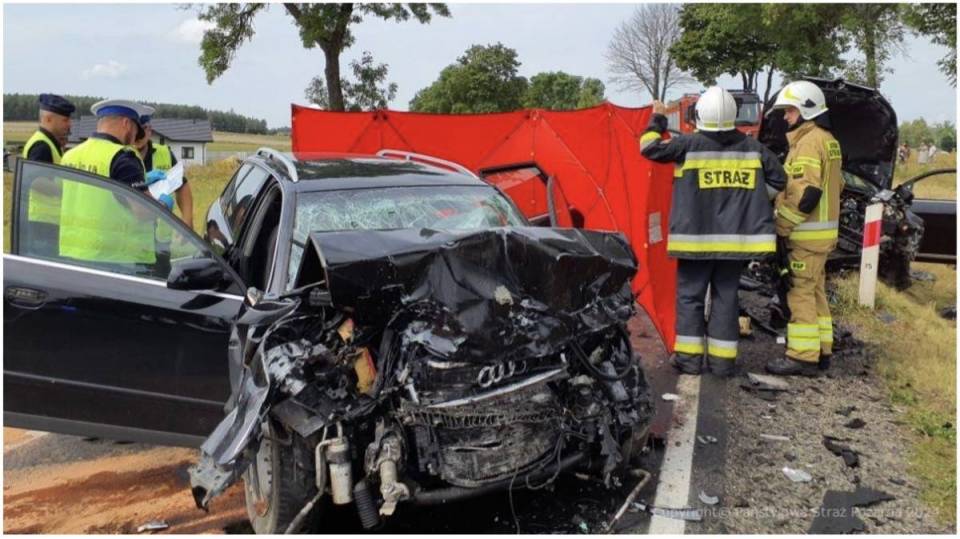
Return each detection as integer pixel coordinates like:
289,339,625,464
670,353,703,375
766,356,820,376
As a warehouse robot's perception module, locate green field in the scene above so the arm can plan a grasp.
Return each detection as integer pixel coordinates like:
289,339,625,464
893,151,957,200
3,121,290,152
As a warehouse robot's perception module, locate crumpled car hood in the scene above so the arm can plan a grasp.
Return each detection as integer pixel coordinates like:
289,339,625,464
760,77,898,189
295,226,638,364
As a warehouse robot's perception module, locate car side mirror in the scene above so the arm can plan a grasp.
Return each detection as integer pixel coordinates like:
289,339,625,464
167,258,225,291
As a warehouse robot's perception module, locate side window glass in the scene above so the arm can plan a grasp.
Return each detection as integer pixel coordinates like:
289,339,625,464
17,161,208,281
219,164,252,208
224,166,270,233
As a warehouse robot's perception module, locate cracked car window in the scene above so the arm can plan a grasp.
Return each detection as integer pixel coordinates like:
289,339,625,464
287,186,526,287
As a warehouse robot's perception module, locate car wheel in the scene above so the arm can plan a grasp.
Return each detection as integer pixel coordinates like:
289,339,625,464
243,421,320,534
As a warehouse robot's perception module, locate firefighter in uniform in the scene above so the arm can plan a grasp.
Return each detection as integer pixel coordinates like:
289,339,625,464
764,81,842,376
21,94,75,256
640,87,786,377
135,115,195,230
58,99,171,269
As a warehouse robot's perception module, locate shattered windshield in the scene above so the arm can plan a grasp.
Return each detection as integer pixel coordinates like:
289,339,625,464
287,186,527,287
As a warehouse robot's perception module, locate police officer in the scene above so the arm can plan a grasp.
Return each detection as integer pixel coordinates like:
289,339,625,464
23,94,74,163
764,81,842,376
640,87,786,377
134,115,195,229
21,94,75,256
59,99,166,267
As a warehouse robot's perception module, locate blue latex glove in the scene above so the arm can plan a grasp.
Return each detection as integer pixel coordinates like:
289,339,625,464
157,193,174,210
145,169,167,185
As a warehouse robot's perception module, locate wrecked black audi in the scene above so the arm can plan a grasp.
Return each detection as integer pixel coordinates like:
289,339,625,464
759,77,956,289
4,151,653,534
191,224,653,533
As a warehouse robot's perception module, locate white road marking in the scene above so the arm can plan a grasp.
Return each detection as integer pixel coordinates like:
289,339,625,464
4,430,50,453
648,374,701,534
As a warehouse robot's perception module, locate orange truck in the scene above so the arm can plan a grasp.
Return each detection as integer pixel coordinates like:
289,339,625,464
662,90,763,137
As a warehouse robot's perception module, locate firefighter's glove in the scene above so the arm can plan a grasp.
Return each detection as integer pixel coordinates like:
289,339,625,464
776,235,793,291
145,169,167,185
157,193,174,211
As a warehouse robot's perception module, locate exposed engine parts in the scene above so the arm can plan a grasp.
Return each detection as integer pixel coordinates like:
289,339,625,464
187,227,655,529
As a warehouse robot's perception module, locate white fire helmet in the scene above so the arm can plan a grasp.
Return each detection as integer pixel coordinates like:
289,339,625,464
695,86,738,132
768,80,828,120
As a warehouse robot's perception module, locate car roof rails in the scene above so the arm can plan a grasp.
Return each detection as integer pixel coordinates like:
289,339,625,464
376,149,479,179
256,147,299,183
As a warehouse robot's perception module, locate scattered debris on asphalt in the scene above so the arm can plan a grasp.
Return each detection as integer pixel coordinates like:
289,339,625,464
760,434,791,442
630,502,704,522
782,467,812,483
939,306,956,320
823,436,860,469
698,491,720,505
738,316,753,337
835,405,857,417
136,520,169,533
844,418,867,429
697,435,718,445
808,486,895,533
661,393,680,402
606,469,651,531
747,373,791,390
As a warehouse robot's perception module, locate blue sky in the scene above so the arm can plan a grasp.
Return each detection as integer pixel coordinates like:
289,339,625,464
4,3,956,128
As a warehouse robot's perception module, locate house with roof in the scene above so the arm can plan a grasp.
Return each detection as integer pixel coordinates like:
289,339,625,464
68,117,214,166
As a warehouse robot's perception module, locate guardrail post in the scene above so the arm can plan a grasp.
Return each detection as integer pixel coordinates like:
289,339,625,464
858,202,883,308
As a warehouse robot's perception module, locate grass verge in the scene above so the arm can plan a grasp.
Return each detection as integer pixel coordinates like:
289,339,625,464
832,263,957,525
893,152,957,200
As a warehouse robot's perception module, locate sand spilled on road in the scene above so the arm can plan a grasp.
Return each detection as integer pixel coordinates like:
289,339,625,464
3,445,246,534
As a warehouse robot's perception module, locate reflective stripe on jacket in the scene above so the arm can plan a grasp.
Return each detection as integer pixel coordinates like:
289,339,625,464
60,138,156,264
23,130,63,224
640,117,785,259
775,122,843,253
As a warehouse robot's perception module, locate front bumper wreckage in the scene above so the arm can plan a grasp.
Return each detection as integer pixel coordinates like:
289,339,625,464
189,227,655,524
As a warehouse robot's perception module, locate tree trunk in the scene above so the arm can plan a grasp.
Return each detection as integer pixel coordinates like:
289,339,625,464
323,46,345,111
864,24,878,88
763,66,775,103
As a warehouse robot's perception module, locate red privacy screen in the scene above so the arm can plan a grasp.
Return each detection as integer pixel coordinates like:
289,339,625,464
291,103,677,350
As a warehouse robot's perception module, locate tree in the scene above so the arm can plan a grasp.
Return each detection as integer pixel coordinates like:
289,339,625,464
409,43,528,113
670,4,847,102
522,72,606,110
838,4,907,88
197,3,449,111
898,118,933,147
305,51,398,111
903,3,957,86
606,4,693,101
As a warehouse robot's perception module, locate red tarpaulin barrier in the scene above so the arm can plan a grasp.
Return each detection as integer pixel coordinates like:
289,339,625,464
291,103,677,350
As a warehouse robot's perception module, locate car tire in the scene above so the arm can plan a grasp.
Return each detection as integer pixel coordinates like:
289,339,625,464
243,421,320,534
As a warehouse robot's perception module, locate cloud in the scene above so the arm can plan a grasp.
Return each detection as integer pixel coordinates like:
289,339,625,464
171,18,215,44
81,60,127,80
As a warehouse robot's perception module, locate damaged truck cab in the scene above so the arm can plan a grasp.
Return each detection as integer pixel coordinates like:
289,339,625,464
4,149,655,533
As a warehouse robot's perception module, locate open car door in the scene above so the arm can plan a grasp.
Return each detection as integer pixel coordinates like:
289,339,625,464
4,160,244,447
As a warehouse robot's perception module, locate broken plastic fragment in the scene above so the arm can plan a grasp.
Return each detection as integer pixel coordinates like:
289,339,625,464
698,491,719,505
747,373,791,390
844,418,866,429
493,285,514,306
760,434,791,442
661,393,680,402
136,520,169,533
782,466,812,482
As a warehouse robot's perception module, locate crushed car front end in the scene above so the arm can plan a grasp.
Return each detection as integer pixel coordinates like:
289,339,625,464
189,227,654,532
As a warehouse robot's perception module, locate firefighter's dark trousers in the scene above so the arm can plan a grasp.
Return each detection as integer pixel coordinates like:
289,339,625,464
674,259,743,364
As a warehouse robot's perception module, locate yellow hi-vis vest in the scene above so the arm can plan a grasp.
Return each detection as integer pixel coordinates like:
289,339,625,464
150,143,174,171
60,137,156,264
22,130,63,224
147,143,176,243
